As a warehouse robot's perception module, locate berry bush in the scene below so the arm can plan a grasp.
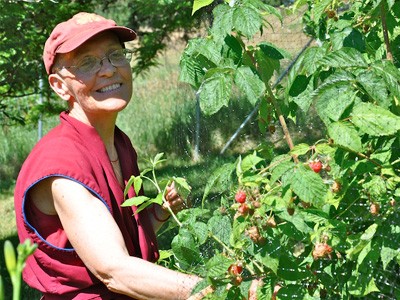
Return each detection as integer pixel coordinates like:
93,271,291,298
167,0,400,298
126,0,400,298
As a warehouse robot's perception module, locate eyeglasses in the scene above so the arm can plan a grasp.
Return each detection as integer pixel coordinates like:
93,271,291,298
57,49,133,76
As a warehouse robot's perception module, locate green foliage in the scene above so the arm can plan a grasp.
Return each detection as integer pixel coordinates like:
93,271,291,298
0,0,93,125
0,239,37,300
1,0,211,125
171,0,400,298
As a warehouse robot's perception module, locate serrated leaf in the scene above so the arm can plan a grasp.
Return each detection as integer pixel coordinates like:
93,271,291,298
211,4,233,41
191,221,209,245
351,102,400,136
301,46,326,74
240,152,264,173
232,5,262,39
270,157,295,185
289,165,328,207
318,47,368,69
192,0,214,15
133,176,143,196
348,273,379,296
208,215,232,246
171,228,202,268
234,66,265,105
198,71,233,115
356,70,390,109
315,81,358,125
202,163,235,203
172,176,191,199
371,60,400,99
328,121,363,153
255,48,280,83
206,253,233,279
289,143,310,156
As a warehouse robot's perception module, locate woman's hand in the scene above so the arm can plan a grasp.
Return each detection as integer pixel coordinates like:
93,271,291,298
164,181,187,214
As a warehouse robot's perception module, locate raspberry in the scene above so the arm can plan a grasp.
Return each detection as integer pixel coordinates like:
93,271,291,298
309,160,323,173
235,190,247,203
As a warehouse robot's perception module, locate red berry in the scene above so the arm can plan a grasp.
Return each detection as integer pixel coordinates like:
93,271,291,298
238,203,250,216
309,160,323,173
228,263,243,276
235,190,247,203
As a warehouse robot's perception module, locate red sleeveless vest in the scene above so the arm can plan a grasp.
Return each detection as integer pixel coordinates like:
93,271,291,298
14,112,159,299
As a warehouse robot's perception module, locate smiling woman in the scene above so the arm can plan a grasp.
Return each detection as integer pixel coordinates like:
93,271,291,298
13,12,210,300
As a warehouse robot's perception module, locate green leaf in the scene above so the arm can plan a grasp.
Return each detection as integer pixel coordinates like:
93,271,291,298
327,121,363,153
124,175,135,198
192,0,214,15
301,46,326,74
270,156,295,185
315,80,358,125
198,71,233,115
171,228,202,268
210,4,233,41
348,272,380,297
347,224,378,260
121,195,151,207
202,162,235,203
172,176,191,199
255,47,280,83
230,217,248,248
318,47,368,69
362,175,387,198
381,246,399,270
234,66,265,105
133,176,143,196
255,245,279,274
289,143,310,156
206,253,232,279
232,5,262,39
277,255,309,280
240,152,264,173
190,221,209,245
208,215,232,246
371,60,400,100
288,165,328,207
356,70,390,109
351,102,400,136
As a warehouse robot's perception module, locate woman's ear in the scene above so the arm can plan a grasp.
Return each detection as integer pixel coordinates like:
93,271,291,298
48,74,72,101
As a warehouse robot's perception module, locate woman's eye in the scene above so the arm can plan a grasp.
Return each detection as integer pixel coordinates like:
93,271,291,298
77,57,98,69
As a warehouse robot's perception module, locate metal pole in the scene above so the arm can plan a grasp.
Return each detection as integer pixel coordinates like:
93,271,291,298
193,91,201,161
38,76,43,140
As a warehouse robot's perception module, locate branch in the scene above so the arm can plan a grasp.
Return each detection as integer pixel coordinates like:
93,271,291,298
380,1,393,61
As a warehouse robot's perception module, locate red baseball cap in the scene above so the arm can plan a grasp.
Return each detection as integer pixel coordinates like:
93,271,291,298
43,12,137,74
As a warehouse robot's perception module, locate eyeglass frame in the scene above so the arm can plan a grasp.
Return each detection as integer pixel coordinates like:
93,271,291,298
53,48,133,76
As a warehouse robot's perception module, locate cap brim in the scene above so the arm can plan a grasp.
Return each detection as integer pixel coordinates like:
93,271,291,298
56,25,137,54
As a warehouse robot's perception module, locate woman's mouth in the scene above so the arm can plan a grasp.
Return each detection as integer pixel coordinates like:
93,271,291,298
97,83,121,93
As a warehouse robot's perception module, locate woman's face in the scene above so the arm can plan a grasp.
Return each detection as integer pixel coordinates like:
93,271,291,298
52,31,133,123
